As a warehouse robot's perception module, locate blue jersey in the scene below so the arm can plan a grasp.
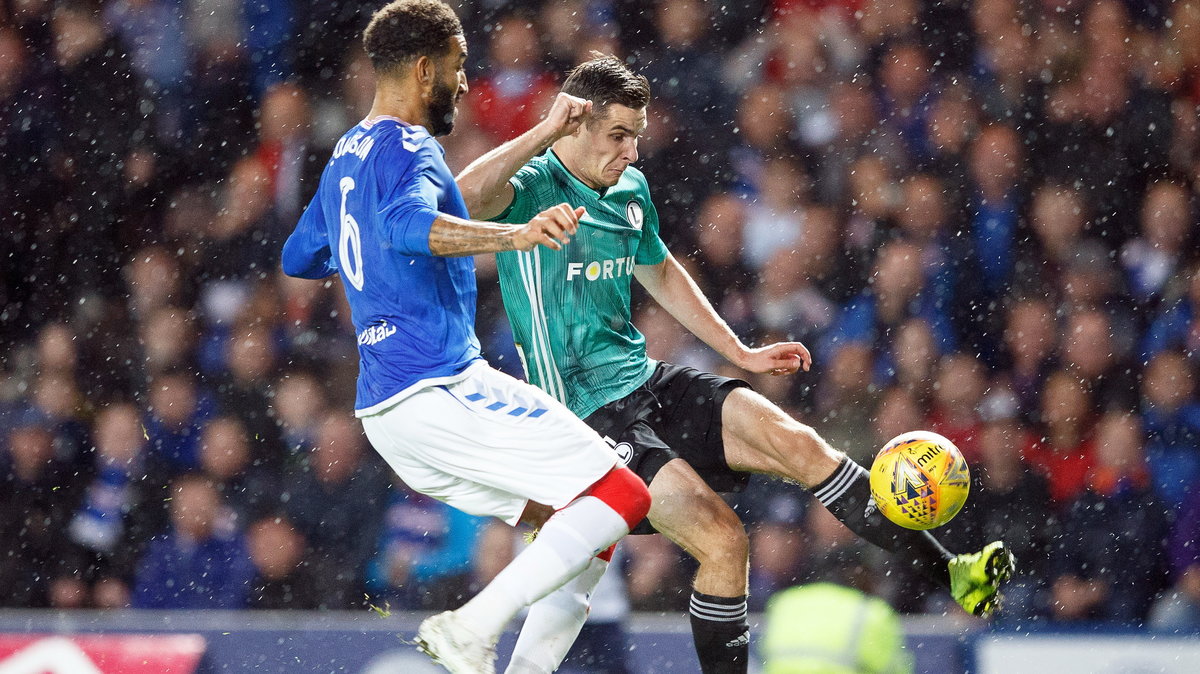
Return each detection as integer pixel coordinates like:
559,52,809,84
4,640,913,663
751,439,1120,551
281,117,482,416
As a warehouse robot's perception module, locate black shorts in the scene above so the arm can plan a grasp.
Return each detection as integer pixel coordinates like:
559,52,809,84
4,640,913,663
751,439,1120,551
583,362,751,534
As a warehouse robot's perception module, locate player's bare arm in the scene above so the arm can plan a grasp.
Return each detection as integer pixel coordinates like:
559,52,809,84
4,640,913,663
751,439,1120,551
634,253,810,375
457,93,592,220
428,203,584,256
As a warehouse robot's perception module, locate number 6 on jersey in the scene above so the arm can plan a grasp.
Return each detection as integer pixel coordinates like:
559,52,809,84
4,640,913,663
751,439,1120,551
338,176,365,291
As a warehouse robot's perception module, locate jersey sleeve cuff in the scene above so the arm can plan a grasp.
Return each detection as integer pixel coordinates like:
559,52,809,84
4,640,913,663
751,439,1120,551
397,208,439,256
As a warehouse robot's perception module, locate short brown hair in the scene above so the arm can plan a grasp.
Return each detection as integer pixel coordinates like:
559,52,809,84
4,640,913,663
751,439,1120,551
562,54,650,114
363,0,463,75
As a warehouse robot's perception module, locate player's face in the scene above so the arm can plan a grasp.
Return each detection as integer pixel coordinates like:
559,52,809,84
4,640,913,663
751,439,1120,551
577,104,646,189
427,34,469,137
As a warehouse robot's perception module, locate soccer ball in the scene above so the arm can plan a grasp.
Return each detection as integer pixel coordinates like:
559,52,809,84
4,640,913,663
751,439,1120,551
869,430,970,530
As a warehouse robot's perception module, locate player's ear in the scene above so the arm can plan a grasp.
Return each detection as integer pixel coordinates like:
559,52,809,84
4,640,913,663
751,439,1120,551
570,115,591,137
415,55,435,89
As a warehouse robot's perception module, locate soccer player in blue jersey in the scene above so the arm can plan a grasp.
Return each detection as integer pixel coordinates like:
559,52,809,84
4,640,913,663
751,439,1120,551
280,4,650,672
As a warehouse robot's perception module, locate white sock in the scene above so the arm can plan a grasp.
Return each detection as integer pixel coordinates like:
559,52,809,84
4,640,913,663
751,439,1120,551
456,496,628,643
505,556,609,674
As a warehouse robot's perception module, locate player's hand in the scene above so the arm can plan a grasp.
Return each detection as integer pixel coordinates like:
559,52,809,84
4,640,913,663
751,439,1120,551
537,93,592,142
514,203,585,251
735,341,812,376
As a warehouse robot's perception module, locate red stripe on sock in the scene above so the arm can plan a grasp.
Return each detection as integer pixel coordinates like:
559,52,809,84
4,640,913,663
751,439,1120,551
584,467,651,530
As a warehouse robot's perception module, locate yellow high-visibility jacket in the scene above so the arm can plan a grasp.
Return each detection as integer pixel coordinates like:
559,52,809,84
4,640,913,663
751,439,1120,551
762,583,913,674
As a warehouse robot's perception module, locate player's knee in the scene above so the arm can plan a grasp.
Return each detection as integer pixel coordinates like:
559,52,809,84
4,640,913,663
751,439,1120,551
587,466,651,530
695,500,749,568
772,423,840,473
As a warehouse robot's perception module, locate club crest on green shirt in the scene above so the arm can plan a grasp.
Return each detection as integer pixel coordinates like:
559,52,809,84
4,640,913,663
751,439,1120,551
626,199,643,230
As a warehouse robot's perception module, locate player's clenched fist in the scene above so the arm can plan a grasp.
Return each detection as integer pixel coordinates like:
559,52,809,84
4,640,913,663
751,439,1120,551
512,203,585,251
537,93,592,141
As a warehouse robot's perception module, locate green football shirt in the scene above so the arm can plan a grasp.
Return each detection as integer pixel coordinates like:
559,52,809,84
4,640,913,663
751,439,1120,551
492,150,669,419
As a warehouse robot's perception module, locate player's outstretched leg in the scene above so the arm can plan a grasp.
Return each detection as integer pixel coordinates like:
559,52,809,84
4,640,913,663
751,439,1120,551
721,389,1014,615
418,467,649,674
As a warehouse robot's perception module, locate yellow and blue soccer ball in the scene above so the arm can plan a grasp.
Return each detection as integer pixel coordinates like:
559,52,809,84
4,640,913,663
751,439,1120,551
869,430,970,530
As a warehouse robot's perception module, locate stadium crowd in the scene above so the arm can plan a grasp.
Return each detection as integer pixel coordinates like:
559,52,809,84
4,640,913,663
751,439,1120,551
1,0,1199,631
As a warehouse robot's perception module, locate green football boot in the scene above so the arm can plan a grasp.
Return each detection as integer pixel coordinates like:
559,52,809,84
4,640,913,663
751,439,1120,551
948,541,1016,617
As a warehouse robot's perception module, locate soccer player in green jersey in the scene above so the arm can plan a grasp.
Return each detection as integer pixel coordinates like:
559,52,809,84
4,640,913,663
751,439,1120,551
458,56,1014,674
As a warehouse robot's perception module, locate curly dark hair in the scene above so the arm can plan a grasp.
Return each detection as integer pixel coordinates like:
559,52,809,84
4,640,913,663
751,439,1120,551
363,0,463,75
561,54,651,115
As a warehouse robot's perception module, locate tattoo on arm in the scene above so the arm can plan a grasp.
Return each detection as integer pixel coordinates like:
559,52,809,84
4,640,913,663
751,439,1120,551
427,215,520,257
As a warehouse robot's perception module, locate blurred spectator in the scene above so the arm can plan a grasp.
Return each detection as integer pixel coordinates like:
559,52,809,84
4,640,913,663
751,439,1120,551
144,369,215,472
1000,297,1058,421
65,402,166,606
824,240,955,361
213,325,285,468
103,0,188,136
1121,180,1193,309
872,387,925,450
742,158,809,271
26,370,90,465
123,245,186,320
198,416,280,523
1018,182,1088,299
1051,412,1169,624
812,343,877,465
138,306,198,376
537,0,591,73
0,421,83,607
365,480,488,610
927,353,986,461
642,0,731,135
282,412,388,608
690,192,755,326
1141,351,1200,511
972,14,1043,126
202,158,284,287
894,173,985,351
1143,263,1200,360
923,84,976,207
965,124,1026,308
814,79,903,201
731,476,810,609
725,83,798,196
1036,0,1173,243
889,318,937,407
35,323,78,378
1060,309,1138,412
49,1,157,299
1024,369,1096,505
468,12,556,143
132,474,255,609
1151,483,1200,631
252,82,322,225
841,155,898,289
271,370,326,459
246,515,320,609
622,532,689,612
876,41,936,163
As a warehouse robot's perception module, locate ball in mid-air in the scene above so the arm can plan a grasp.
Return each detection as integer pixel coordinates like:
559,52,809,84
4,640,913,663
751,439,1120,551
869,430,970,530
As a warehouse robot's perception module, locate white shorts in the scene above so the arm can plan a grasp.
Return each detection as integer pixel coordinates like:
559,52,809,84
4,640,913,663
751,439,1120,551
361,362,618,526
